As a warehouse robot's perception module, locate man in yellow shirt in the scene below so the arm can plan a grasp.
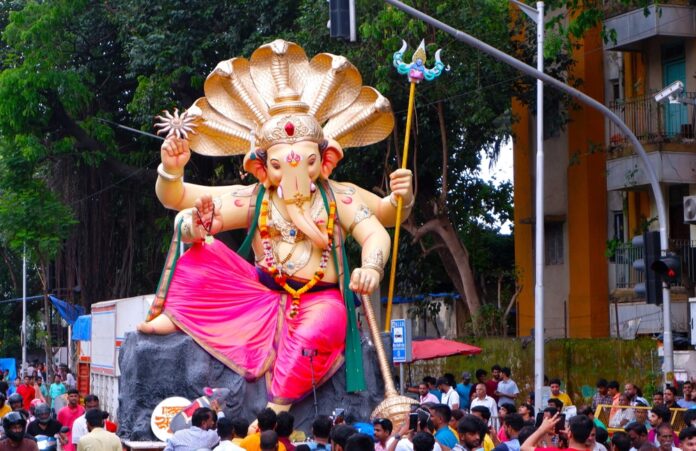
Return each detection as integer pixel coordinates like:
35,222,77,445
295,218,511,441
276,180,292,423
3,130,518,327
77,409,121,451
0,395,11,419
549,378,573,407
239,408,286,451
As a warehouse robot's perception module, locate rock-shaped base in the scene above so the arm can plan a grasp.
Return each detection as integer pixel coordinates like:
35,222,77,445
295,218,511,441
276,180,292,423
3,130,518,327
117,331,387,440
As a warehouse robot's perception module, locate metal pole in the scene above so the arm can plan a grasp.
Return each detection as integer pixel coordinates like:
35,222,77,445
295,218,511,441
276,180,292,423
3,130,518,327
400,363,405,395
22,244,27,376
383,0,673,379
348,0,357,42
533,0,545,415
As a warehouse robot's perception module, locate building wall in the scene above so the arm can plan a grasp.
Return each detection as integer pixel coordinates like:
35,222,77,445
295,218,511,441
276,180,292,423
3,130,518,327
514,25,609,338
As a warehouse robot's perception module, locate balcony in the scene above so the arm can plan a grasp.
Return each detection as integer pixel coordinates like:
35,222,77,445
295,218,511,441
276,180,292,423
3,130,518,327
604,3,696,51
611,239,695,296
605,92,696,190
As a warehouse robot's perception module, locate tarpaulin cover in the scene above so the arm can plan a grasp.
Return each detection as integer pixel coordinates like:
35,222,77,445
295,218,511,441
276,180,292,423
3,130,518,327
71,315,91,341
0,359,16,381
410,338,482,361
49,295,85,326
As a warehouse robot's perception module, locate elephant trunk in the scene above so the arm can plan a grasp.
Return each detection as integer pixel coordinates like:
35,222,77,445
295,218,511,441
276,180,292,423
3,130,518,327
281,177,329,249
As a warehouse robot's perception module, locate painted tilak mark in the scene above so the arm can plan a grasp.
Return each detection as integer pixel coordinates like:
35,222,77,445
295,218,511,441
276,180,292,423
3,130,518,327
286,150,301,167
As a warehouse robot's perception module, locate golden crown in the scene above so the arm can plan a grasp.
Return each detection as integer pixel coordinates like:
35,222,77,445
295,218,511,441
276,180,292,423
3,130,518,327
183,39,394,156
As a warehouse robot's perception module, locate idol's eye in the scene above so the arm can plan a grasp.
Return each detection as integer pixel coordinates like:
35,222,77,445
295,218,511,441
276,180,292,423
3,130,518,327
308,155,317,165
270,160,281,170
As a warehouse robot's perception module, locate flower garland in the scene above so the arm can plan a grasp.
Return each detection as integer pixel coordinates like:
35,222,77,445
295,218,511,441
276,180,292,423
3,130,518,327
259,197,336,318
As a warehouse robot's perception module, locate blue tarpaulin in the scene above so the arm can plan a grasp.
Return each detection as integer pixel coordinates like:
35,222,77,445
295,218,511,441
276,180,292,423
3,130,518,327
71,315,91,341
0,359,16,381
49,296,85,326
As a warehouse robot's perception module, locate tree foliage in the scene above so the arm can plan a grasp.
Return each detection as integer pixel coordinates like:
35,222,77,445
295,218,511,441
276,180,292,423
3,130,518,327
4,0,652,337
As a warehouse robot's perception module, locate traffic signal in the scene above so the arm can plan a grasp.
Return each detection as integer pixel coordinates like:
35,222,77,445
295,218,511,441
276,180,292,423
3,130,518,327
652,253,681,286
329,0,356,41
632,231,662,305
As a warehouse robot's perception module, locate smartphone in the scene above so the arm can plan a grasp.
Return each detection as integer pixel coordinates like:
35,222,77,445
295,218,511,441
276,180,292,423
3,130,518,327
409,413,419,431
555,414,566,434
535,412,544,429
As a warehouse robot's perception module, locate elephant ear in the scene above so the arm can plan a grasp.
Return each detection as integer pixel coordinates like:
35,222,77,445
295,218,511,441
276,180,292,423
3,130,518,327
321,139,344,179
243,151,268,185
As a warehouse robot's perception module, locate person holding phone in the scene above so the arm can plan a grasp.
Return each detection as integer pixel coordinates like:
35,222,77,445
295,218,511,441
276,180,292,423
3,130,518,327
520,413,593,451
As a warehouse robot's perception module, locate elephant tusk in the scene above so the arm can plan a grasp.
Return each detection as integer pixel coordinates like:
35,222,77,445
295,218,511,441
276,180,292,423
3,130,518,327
398,39,408,55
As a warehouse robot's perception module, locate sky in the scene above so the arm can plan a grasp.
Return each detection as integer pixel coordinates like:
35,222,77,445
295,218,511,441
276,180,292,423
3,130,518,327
479,138,514,234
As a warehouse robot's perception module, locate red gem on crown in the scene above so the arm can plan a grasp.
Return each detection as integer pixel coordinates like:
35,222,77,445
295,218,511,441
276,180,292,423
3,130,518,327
284,121,295,136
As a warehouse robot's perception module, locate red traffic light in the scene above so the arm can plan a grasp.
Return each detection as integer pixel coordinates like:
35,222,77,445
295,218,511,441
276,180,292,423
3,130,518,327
651,253,681,284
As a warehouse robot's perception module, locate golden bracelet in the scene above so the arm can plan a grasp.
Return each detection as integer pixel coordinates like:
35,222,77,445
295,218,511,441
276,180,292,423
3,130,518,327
157,163,183,182
362,263,385,280
389,192,415,209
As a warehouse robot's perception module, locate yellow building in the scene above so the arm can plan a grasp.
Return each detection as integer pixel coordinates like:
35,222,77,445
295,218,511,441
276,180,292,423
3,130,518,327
513,2,696,338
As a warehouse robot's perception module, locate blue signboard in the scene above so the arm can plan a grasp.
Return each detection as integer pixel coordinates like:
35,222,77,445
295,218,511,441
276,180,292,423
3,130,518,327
391,318,412,363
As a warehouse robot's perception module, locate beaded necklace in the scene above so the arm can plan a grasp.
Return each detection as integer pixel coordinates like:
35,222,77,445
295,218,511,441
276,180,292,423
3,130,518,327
259,196,336,318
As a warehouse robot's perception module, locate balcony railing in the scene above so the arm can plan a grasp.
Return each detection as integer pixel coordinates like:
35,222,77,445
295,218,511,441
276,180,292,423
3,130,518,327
604,0,696,19
608,92,696,148
613,239,696,291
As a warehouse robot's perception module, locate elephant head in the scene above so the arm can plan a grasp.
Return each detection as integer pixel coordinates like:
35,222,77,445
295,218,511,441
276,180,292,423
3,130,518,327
244,139,343,249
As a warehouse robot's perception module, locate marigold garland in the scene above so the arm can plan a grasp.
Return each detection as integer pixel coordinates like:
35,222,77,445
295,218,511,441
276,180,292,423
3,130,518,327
259,197,336,318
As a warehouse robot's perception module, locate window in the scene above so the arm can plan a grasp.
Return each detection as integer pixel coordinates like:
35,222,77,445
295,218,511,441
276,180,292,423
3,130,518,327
545,222,564,266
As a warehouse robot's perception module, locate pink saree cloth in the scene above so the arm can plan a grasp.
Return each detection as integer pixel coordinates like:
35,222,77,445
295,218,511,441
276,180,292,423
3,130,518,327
163,239,346,403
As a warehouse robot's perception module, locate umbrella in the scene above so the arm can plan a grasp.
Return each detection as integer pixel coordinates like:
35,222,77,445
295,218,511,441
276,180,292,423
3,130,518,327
410,338,482,362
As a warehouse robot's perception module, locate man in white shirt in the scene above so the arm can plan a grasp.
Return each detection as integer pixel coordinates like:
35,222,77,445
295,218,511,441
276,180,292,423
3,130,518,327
71,395,101,448
437,377,460,411
470,383,498,427
213,418,243,451
495,367,519,407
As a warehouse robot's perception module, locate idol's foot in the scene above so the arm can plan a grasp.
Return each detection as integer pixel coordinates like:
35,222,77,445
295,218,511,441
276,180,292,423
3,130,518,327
136,315,177,335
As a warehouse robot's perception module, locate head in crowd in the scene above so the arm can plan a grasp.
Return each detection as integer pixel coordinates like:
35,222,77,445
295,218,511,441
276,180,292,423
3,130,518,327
444,373,456,388
501,367,512,380
504,413,524,438
543,407,558,419
518,403,534,422
35,403,51,424
312,416,333,440
596,378,608,395
296,446,310,451
436,377,451,392
491,365,502,381
679,427,696,451
85,409,108,431
192,407,217,430
258,408,278,432
260,430,279,451
656,423,674,451
233,418,249,439
373,418,393,444
634,402,649,424
8,393,23,411
549,378,562,396
663,386,676,405
276,412,294,439
430,404,452,428
2,411,26,443
449,408,464,430
462,372,472,383
567,415,594,445
580,406,594,418
475,369,488,383
470,405,491,422
457,414,487,450
653,391,664,406
0,393,6,409
618,393,631,407
345,433,375,451
518,426,536,446
84,394,99,411
684,410,696,428
67,388,80,407
423,376,437,389
596,427,609,447
217,417,234,441
625,422,648,449
612,431,632,451
607,380,620,397
499,403,516,419
548,398,563,411
12,377,19,388
330,424,357,451
624,383,638,400
413,431,436,451
649,405,671,428
418,383,430,398
474,383,487,400
684,382,693,400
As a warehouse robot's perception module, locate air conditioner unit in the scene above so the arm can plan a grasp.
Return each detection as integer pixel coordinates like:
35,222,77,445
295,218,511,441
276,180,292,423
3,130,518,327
684,195,696,224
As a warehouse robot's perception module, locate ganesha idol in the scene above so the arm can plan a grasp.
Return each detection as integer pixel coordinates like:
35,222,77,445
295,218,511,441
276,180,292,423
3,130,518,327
137,39,414,413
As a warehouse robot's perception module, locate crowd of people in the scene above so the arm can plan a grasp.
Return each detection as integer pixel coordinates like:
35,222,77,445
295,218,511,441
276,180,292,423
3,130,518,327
0,364,118,451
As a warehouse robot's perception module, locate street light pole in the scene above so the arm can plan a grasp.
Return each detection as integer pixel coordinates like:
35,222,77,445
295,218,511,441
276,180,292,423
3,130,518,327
22,243,27,376
384,0,673,382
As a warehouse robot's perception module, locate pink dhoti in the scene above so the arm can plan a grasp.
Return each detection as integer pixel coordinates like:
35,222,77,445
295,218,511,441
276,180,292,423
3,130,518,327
163,239,347,403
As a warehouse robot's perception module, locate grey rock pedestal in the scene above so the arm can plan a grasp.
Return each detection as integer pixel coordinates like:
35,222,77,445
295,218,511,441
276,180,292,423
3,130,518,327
117,331,387,440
